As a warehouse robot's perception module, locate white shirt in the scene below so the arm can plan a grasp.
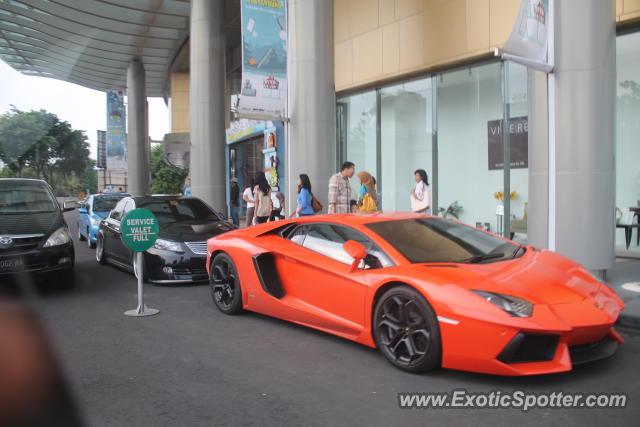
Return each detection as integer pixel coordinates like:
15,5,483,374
271,191,281,209
415,181,431,214
243,187,255,208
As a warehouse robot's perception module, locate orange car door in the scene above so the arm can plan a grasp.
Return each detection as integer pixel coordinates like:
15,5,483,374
273,223,392,336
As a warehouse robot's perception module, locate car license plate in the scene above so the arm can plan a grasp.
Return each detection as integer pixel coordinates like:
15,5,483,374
0,258,24,272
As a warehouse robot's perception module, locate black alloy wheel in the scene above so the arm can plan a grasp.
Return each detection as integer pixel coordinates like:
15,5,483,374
209,253,242,314
87,228,96,249
373,286,441,373
96,234,106,264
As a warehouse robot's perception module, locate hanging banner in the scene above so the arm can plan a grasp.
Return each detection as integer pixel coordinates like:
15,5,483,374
238,0,287,120
106,90,127,171
500,0,552,72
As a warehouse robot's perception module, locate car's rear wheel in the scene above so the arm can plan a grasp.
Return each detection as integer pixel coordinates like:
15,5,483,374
373,286,441,373
87,228,96,249
209,253,242,314
77,226,86,241
96,234,106,264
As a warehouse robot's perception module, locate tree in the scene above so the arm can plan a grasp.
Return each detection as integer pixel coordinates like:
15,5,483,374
0,107,95,195
150,144,188,194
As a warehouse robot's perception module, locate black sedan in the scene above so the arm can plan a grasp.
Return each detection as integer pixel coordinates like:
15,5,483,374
95,195,236,283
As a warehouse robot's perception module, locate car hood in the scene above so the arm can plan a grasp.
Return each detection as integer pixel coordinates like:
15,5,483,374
159,220,236,241
0,211,62,236
406,249,602,305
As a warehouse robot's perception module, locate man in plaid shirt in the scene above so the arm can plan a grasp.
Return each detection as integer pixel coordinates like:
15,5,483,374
328,161,356,214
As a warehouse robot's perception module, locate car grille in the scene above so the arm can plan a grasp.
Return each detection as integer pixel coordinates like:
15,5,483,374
184,241,207,255
0,234,45,254
172,267,208,276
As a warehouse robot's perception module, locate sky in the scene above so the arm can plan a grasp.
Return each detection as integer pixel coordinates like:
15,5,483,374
0,60,169,160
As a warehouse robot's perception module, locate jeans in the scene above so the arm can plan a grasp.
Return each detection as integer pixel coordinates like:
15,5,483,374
230,204,239,226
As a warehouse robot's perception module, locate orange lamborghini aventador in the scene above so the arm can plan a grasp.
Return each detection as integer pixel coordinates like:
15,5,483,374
205,212,624,376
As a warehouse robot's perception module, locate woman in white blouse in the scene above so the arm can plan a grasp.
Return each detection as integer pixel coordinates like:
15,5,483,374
411,169,431,214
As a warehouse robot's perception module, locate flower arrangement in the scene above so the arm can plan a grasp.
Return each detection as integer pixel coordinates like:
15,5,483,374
493,191,517,201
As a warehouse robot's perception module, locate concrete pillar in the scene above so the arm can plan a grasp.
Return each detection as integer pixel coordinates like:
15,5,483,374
527,69,549,249
126,59,149,196
286,0,335,211
553,0,616,269
189,0,226,209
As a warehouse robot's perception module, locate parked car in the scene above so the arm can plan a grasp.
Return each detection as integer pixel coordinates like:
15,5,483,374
77,193,130,248
0,178,76,287
95,195,236,283
205,212,625,376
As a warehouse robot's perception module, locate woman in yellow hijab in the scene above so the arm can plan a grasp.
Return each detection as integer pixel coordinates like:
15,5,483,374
357,171,377,212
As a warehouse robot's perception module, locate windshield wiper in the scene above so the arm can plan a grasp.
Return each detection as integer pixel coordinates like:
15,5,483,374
457,252,505,264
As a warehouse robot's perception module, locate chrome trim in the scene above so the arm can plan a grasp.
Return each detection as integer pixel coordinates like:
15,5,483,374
437,316,460,325
0,234,45,238
184,241,207,255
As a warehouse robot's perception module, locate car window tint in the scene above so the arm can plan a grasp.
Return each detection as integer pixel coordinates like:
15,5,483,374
110,199,127,221
366,217,519,263
93,197,121,212
288,225,308,245
296,223,392,269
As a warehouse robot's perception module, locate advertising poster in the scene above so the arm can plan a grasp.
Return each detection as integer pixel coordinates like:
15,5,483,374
238,0,287,120
106,90,127,171
488,116,528,170
263,124,278,186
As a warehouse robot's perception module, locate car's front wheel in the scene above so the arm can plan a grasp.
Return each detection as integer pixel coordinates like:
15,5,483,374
209,253,243,314
373,286,442,373
96,234,106,264
77,226,86,241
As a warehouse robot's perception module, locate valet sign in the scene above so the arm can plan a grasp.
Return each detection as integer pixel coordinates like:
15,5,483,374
122,209,159,252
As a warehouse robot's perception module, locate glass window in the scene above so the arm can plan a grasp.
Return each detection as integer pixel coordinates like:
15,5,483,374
109,199,127,221
366,217,520,264
137,198,220,224
337,91,377,181
289,223,392,269
505,63,529,242
93,196,123,212
380,78,433,211
0,180,57,214
616,31,640,253
437,63,503,231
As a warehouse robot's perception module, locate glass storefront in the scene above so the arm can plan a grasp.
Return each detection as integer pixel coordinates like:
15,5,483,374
337,60,528,238
616,31,640,255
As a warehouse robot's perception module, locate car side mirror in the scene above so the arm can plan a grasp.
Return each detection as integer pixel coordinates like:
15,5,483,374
63,200,78,212
78,208,87,214
343,240,367,273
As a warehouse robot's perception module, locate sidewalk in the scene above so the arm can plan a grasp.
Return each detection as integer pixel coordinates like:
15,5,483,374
607,258,640,330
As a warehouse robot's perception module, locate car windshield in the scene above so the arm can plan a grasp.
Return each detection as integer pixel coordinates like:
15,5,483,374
0,181,57,214
365,217,521,264
92,197,122,212
137,198,221,224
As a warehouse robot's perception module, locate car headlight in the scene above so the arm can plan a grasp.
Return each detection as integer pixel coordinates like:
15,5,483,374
472,290,533,317
152,238,183,253
44,226,71,247
90,216,102,226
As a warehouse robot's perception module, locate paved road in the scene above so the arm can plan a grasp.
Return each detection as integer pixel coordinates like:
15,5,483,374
20,212,640,426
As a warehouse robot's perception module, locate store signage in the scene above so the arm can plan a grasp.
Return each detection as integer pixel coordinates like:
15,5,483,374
106,90,127,171
238,0,288,120
121,209,159,252
488,116,528,170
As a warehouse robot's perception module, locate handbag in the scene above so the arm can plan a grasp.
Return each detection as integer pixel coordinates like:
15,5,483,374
410,194,429,212
311,196,323,213
358,193,377,212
